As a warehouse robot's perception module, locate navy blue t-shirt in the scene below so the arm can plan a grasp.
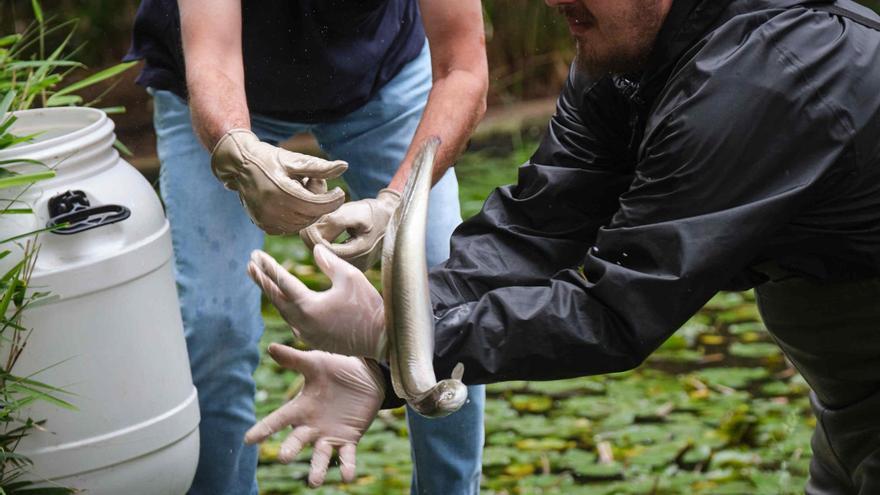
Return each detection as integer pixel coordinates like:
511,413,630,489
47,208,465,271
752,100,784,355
125,0,426,122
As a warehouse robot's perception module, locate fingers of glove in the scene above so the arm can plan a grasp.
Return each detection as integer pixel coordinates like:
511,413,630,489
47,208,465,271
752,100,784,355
328,232,383,267
323,231,375,261
305,177,328,195
247,261,288,307
279,426,318,464
308,439,334,488
299,216,344,253
244,399,303,445
277,149,348,180
273,175,346,215
267,343,318,376
313,244,363,284
249,250,311,305
338,443,358,483
303,205,376,261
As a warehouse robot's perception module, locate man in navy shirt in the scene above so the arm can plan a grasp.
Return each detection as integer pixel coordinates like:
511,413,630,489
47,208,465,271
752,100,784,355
126,1,487,493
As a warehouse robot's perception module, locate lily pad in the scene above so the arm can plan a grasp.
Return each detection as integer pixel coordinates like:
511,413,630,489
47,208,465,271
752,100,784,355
556,448,598,474
694,367,770,389
698,334,727,346
557,396,615,419
571,461,625,481
527,377,606,396
483,445,533,467
625,440,689,468
515,473,576,492
509,394,554,413
712,449,761,468
486,380,529,394
716,304,762,324
510,415,568,438
704,292,746,310
728,321,766,335
682,444,712,466
504,462,536,477
486,430,520,446
759,381,792,396
515,437,574,452
650,348,704,363
596,423,672,445
729,342,781,359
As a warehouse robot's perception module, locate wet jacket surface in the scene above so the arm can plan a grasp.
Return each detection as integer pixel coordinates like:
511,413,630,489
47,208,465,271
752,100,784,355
419,0,880,387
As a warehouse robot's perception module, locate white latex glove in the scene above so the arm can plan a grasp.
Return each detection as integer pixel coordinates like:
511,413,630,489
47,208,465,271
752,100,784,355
247,245,387,359
244,344,384,487
210,129,348,235
300,188,400,271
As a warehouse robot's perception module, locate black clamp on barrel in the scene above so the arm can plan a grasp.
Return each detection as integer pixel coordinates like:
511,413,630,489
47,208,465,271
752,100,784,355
46,190,131,235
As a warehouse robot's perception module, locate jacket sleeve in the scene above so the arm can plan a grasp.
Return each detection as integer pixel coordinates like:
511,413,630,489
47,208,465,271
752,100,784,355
427,20,855,385
430,68,635,313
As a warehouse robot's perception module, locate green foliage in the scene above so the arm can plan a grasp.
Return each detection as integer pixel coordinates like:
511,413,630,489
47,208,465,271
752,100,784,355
0,0,137,491
0,168,73,493
0,11,136,115
482,1,574,103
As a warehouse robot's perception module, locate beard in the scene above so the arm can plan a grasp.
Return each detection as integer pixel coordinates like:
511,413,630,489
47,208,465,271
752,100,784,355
562,1,666,76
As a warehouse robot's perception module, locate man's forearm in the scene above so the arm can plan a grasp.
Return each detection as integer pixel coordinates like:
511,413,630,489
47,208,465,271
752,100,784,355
186,66,250,149
387,0,488,192
179,0,250,150
387,69,487,191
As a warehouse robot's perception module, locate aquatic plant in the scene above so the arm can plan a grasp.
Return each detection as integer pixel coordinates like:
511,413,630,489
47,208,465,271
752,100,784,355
0,1,133,491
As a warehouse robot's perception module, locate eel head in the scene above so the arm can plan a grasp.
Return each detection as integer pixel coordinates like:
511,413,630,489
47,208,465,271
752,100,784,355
407,363,468,418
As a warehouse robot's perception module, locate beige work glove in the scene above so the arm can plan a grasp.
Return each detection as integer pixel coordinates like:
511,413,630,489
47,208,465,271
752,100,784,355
210,129,348,235
247,245,387,360
300,188,400,271
244,344,384,488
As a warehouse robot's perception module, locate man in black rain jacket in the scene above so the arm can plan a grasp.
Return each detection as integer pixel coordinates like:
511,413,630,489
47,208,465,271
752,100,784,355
248,0,880,492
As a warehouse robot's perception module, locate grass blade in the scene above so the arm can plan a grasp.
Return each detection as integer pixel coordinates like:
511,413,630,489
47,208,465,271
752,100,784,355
0,171,55,189
31,0,44,24
0,91,15,115
113,139,133,157
99,106,125,115
44,94,81,107
6,60,83,70
51,61,136,98
1,224,68,244
0,159,46,167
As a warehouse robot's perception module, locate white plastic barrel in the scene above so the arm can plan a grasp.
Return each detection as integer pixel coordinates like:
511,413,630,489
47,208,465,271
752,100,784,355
0,107,199,494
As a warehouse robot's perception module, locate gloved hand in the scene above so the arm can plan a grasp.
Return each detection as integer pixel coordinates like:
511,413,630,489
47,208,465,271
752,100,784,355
247,245,386,359
210,129,348,235
300,188,400,271
244,344,384,488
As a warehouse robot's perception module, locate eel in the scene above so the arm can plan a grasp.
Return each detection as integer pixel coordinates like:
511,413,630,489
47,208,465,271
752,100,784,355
382,136,468,418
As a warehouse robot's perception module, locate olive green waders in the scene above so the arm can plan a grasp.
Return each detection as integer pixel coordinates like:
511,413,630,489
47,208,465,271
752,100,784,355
756,275,880,494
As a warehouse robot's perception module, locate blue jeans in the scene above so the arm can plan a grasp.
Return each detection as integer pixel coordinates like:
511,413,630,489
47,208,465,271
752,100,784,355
151,44,484,495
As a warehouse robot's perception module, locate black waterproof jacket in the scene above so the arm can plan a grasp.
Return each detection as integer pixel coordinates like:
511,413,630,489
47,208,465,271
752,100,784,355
415,0,880,389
